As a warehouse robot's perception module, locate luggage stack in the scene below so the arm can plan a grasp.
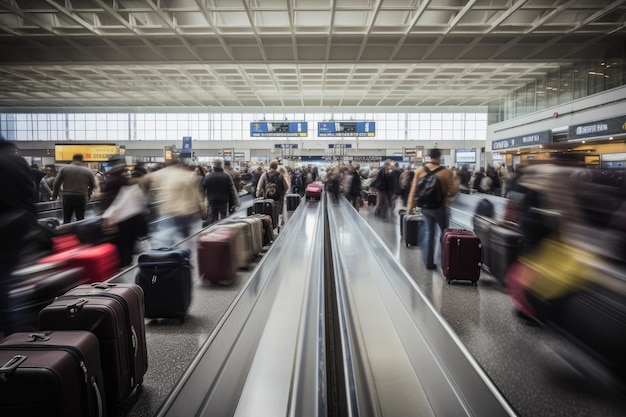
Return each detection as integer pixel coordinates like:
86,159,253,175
136,248,192,320
38,283,148,412
442,229,483,285
219,217,264,268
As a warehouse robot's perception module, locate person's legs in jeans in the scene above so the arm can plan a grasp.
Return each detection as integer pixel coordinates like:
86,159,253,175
421,208,437,268
62,196,79,223
74,197,87,221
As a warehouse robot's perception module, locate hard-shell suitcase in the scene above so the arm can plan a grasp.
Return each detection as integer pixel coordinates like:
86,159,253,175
38,242,120,283
472,215,497,272
402,213,423,247
38,283,148,410
251,213,274,246
2,263,86,334
442,229,483,285
489,224,523,284
220,218,263,267
305,183,322,200
286,193,301,211
253,198,279,230
212,223,249,269
0,330,106,417
197,228,238,285
136,248,192,320
55,217,110,245
367,192,377,206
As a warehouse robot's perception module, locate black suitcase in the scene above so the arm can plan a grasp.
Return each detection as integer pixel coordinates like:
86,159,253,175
253,198,279,230
55,216,112,245
489,223,522,283
286,193,300,211
472,215,497,272
136,247,192,321
402,212,423,247
38,283,148,410
0,330,106,417
1,263,86,335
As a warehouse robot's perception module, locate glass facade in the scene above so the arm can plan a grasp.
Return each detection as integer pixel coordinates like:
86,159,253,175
1,111,487,143
490,43,626,123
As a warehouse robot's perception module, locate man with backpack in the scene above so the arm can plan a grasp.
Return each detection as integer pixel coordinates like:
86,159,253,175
256,159,289,221
407,148,458,270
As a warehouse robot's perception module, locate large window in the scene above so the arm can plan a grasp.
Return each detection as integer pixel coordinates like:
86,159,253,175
1,111,488,143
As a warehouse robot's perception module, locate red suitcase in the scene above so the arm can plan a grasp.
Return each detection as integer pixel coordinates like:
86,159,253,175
38,283,148,411
442,228,483,285
0,330,106,417
197,228,238,285
305,183,323,200
2,263,86,334
38,242,120,283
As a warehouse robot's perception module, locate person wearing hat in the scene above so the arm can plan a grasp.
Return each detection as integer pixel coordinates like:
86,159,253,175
407,148,458,270
202,157,240,225
52,153,96,224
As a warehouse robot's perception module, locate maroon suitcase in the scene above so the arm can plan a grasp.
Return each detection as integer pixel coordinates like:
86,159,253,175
305,183,322,200
442,229,483,285
251,213,274,246
197,228,238,285
38,283,148,411
2,263,86,334
0,330,106,417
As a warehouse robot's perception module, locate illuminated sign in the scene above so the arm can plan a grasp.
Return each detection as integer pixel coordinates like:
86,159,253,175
568,115,626,140
318,121,375,137
455,148,476,163
250,121,308,137
55,144,118,162
492,130,551,151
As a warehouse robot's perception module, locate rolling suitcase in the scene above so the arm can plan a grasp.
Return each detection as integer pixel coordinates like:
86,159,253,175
442,229,483,285
55,216,110,245
253,198,279,230
305,183,322,200
136,248,192,321
489,223,523,284
38,283,148,411
220,218,263,267
472,215,497,272
251,213,274,246
38,242,120,283
367,192,377,206
2,263,86,335
197,228,238,285
0,330,106,417
286,193,301,211
402,212,423,247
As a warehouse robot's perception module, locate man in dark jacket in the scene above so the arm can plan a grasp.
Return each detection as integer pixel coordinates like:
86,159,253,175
203,157,240,225
52,153,96,223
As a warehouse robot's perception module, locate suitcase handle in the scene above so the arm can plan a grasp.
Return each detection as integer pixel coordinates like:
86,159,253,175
91,282,116,290
27,332,51,342
0,355,27,381
131,325,138,358
91,376,104,417
67,298,88,317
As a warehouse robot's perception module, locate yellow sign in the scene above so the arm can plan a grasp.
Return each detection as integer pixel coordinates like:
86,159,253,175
55,145,118,162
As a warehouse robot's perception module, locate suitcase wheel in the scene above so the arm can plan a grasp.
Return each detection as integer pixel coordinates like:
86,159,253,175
447,279,451,285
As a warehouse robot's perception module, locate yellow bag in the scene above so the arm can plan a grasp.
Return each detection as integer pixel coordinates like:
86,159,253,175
521,237,593,300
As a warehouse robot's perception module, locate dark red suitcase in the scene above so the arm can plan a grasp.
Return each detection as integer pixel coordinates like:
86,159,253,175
251,213,274,246
0,330,106,417
305,183,322,200
2,263,86,334
38,242,120,283
442,229,483,285
197,228,238,285
38,283,148,411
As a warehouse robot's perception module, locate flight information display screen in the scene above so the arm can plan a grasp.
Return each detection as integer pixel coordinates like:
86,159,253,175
250,121,308,137
318,121,375,137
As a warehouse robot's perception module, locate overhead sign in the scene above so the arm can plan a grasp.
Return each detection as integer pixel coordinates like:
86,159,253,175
455,148,476,163
318,121,375,137
250,121,308,137
181,136,192,156
492,130,551,151
328,144,352,148
568,115,626,140
54,144,118,162
274,143,298,149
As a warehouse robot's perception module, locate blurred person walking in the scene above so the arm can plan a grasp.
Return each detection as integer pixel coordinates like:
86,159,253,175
52,153,96,224
407,148,458,269
203,158,240,225
38,165,56,201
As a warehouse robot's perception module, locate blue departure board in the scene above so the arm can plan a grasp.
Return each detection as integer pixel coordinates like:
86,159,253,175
318,121,375,137
250,121,308,137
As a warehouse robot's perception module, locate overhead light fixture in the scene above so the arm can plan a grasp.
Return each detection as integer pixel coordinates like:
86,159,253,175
582,140,586,144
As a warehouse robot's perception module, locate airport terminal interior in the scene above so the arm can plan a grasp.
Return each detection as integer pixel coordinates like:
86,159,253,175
1,1,626,416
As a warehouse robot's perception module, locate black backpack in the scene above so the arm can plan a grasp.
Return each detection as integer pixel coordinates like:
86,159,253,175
264,171,282,200
415,165,445,208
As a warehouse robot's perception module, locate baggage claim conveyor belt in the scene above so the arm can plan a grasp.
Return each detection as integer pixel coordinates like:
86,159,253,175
132,195,515,417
